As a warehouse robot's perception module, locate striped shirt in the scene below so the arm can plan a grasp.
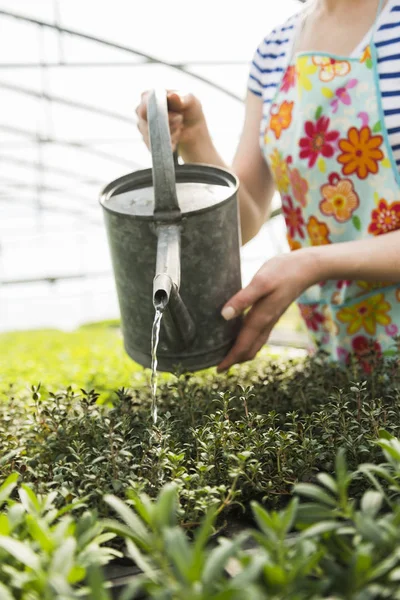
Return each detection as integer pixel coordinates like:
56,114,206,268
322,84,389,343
248,0,400,170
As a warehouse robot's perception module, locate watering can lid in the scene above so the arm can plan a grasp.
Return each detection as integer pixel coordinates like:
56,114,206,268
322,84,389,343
102,177,235,218
100,163,238,218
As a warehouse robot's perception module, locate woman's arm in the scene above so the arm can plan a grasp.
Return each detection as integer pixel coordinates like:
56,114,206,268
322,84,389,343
217,230,400,371
309,230,400,283
179,92,275,244
232,92,276,244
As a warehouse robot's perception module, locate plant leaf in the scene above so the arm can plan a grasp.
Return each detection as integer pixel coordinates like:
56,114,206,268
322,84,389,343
0,582,15,600
300,521,341,539
154,483,178,529
164,527,193,583
360,490,383,518
316,473,338,495
280,497,299,535
0,536,40,569
19,485,41,515
104,495,150,549
125,539,157,582
50,537,76,576
294,483,337,507
0,473,19,506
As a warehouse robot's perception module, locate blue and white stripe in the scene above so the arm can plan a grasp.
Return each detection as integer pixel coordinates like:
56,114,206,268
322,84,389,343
249,1,400,169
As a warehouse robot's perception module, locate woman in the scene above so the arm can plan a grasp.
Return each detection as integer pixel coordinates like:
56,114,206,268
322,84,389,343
136,0,400,372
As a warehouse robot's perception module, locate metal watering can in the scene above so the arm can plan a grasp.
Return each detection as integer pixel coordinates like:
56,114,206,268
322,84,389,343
99,89,242,372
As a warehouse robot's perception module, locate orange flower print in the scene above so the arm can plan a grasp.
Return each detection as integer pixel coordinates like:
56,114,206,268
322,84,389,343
397,288,400,303
306,216,331,246
287,234,302,251
360,46,372,64
290,168,309,207
337,126,384,180
312,56,351,82
337,293,391,335
269,149,290,193
269,100,294,140
319,173,360,222
368,199,400,236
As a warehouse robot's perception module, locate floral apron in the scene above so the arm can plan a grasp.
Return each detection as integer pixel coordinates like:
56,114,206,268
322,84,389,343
264,0,400,367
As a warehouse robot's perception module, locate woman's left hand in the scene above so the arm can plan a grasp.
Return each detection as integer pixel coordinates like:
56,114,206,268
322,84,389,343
217,249,319,372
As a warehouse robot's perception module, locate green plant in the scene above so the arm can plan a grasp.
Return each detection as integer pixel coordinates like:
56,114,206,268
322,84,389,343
103,432,400,599
2,349,400,527
0,473,119,599
0,327,147,400
4,431,400,598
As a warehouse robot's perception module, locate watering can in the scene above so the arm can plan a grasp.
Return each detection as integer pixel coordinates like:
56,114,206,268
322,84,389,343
99,89,242,372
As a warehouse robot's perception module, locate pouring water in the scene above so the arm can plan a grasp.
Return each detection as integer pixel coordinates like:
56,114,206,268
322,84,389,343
150,307,163,425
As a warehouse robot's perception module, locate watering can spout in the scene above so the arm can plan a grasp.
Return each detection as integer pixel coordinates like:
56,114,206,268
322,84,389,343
153,224,196,350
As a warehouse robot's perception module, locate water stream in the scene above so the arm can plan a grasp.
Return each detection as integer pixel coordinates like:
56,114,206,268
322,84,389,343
150,307,164,425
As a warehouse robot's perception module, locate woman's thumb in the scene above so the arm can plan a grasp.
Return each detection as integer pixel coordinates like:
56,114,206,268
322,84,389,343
167,91,189,113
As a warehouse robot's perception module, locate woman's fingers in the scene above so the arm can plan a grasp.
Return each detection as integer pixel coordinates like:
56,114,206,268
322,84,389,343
217,297,274,372
247,322,276,361
221,274,268,321
217,323,271,372
135,91,187,151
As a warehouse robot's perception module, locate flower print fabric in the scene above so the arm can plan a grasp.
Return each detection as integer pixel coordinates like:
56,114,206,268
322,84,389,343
319,174,360,222
312,56,351,82
330,79,358,113
269,149,290,193
338,127,384,179
337,293,391,336
263,37,400,366
281,65,297,93
299,116,340,168
269,101,294,139
368,199,400,235
282,196,305,239
306,216,331,246
290,168,308,207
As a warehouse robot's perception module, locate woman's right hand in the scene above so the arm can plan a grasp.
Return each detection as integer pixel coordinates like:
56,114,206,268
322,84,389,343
135,90,206,152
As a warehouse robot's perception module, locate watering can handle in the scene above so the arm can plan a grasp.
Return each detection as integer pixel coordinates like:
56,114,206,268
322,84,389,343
147,89,181,221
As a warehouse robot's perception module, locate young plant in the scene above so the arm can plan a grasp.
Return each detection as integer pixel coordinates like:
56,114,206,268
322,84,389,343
0,474,119,600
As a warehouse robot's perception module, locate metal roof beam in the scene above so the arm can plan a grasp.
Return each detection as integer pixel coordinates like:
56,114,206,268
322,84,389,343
0,10,243,101
1,271,111,285
0,81,133,124
1,176,95,203
0,60,249,68
0,123,137,168
0,153,103,185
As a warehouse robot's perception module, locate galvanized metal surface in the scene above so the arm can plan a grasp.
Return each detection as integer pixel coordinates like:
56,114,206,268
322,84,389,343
100,91,242,372
100,167,242,371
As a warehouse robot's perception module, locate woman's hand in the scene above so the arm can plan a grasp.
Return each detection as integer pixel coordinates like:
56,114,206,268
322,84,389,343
135,90,206,152
217,250,320,372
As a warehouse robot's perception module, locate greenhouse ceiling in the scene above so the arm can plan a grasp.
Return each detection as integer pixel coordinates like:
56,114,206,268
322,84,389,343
0,0,304,331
